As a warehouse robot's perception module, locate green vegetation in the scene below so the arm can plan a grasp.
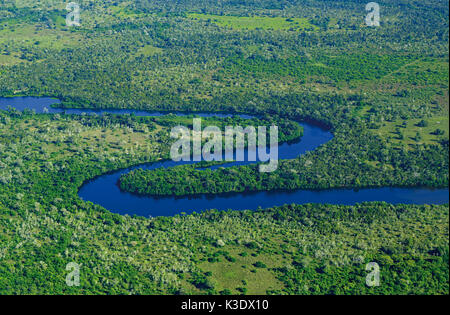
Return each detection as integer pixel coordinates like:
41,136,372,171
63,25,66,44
0,0,448,295
119,134,448,196
188,13,318,31
223,54,417,84
194,203,449,295
371,116,449,147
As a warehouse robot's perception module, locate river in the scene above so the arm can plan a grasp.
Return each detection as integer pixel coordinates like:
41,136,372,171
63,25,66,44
1,96,448,217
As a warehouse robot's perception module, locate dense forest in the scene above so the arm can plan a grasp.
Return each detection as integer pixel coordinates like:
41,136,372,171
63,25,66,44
119,123,448,196
0,0,448,295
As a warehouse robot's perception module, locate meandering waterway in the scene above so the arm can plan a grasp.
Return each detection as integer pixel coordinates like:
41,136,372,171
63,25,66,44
1,96,448,217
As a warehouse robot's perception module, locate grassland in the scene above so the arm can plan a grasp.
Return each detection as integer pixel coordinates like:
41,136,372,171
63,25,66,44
0,115,159,162
188,13,318,31
372,116,449,147
197,246,286,295
108,4,145,19
0,52,26,66
0,23,83,51
135,44,163,57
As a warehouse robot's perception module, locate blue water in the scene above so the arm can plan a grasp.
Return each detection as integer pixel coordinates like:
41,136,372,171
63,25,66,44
0,96,255,118
1,96,448,217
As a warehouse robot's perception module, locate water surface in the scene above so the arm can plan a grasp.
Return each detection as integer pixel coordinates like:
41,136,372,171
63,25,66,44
2,96,448,217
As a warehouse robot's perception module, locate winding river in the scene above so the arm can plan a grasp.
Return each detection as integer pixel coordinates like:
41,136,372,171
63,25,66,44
1,96,448,217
